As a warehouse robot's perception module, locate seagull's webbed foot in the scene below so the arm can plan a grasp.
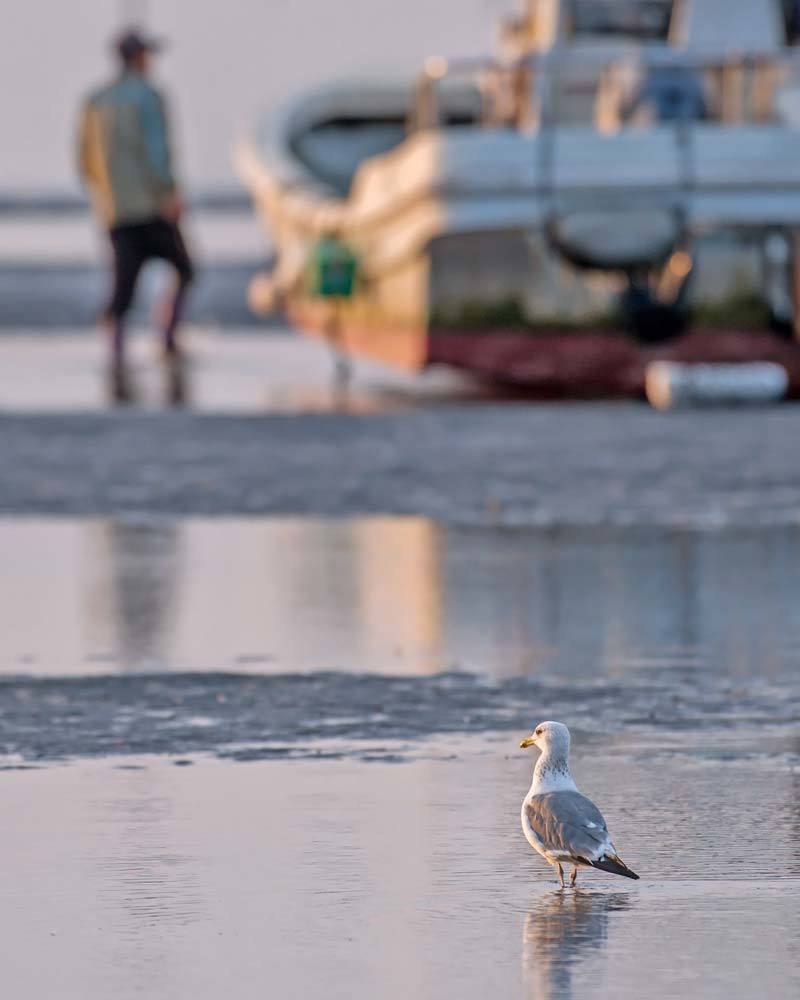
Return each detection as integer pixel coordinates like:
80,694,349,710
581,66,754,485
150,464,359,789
556,862,565,888
570,865,578,887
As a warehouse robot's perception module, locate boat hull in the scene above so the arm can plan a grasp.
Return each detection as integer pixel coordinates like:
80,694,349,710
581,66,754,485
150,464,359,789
285,290,800,396
427,327,800,397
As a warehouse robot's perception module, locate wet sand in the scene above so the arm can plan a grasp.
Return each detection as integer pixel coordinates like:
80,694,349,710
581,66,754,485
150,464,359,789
0,330,480,411
2,331,799,996
0,518,797,772
1,332,800,523
1,517,796,996
2,740,797,1000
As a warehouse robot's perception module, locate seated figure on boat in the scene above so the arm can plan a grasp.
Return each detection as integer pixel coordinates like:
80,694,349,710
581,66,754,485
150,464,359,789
625,66,707,124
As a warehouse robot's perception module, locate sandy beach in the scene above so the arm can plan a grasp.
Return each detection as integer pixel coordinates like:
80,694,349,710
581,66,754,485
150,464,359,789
2,330,800,524
5,1,800,994
1,327,799,998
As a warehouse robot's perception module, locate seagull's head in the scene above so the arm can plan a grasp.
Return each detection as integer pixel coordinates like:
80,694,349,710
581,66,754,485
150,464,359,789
519,720,570,756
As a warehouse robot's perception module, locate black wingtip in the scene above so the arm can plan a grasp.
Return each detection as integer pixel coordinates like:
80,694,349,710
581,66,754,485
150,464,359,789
590,856,640,880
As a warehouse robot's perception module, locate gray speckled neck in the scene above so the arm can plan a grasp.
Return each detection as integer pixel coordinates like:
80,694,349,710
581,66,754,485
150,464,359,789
530,751,578,795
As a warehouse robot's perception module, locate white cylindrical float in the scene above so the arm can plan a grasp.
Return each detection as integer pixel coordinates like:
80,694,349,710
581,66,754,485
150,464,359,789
645,362,789,410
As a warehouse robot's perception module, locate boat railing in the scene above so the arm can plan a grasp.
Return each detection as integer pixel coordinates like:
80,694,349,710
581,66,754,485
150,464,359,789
411,47,800,134
409,46,800,232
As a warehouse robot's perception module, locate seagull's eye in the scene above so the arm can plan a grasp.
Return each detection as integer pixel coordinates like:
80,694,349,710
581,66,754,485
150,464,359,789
535,728,542,736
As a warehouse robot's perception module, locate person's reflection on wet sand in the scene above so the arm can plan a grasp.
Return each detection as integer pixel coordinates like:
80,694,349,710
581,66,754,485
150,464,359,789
164,355,190,407
107,359,138,406
522,890,631,999
105,356,191,408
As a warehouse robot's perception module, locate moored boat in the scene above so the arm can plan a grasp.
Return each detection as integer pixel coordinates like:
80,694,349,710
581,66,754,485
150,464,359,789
239,0,800,396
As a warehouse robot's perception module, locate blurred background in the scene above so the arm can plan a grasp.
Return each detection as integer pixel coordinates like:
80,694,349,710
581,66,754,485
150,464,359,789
1,4,800,999
2,0,509,195
0,0,508,332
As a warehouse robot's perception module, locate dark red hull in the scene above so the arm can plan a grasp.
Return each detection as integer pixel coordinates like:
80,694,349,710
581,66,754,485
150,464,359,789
427,328,800,398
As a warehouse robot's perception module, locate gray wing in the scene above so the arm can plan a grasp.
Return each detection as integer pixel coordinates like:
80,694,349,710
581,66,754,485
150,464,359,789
524,791,610,862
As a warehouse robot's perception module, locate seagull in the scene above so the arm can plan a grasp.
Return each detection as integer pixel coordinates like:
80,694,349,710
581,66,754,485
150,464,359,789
520,721,639,887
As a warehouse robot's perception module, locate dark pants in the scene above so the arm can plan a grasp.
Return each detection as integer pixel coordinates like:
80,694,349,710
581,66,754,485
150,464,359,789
107,218,194,356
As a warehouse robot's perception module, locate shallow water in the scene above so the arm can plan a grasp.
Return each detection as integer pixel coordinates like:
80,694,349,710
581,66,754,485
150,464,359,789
1,518,799,764
1,516,798,996
0,332,484,411
1,743,798,1000
3,517,800,681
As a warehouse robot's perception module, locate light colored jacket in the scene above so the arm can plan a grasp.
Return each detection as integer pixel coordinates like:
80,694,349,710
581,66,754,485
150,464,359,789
78,72,176,228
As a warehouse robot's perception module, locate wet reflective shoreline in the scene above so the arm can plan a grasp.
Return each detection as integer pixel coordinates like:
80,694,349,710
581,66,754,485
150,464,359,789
1,745,798,999
1,517,798,767
0,331,486,412
2,515,799,996
2,517,799,681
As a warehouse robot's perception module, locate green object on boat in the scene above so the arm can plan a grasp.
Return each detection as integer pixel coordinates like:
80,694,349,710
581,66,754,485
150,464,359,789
309,236,358,298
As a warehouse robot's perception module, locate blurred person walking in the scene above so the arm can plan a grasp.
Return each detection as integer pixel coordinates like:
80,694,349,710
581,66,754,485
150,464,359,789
77,28,194,369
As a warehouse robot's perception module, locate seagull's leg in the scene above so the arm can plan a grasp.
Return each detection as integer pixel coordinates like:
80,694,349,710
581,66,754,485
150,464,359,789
556,862,565,888
570,865,578,887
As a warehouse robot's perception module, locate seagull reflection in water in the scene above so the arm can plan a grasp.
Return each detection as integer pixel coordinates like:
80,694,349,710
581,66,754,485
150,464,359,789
522,891,631,1000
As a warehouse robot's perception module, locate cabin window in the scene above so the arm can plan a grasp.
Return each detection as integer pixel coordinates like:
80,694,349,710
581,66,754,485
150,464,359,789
565,0,674,41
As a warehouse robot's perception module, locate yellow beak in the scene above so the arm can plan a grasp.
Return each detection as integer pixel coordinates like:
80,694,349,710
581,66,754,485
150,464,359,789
519,736,536,749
